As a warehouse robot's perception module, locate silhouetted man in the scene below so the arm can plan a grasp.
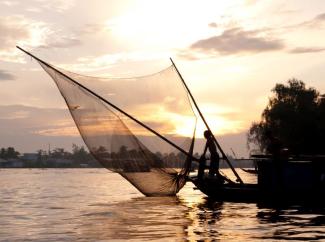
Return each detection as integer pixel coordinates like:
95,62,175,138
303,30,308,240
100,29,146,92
204,130,220,178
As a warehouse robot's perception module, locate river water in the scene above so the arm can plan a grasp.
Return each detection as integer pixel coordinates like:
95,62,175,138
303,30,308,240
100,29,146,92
0,169,324,241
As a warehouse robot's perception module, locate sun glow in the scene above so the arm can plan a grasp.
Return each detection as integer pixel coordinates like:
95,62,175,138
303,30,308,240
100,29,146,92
174,115,244,138
173,102,246,137
106,0,237,48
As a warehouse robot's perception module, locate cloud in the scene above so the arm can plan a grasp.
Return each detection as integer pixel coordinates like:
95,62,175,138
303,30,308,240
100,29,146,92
176,51,200,60
286,12,325,30
0,0,18,7
0,15,49,63
289,47,325,54
37,36,81,49
78,23,109,35
39,0,75,12
300,12,325,28
189,27,284,55
0,16,30,50
0,105,83,152
23,0,75,13
34,126,79,136
315,13,325,21
58,50,168,72
0,0,74,13
0,15,81,63
0,104,79,136
208,22,218,28
139,121,176,134
184,12,325,60
40,22,111,48
0,0,74,11
0,70,15,81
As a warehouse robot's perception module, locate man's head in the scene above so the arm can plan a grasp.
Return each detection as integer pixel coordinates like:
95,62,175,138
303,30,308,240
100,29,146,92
204,130,212,139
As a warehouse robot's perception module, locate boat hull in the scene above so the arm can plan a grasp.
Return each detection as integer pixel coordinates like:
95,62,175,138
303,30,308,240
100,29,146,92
190,177,325,205
190,159,325,204
191,178,259,202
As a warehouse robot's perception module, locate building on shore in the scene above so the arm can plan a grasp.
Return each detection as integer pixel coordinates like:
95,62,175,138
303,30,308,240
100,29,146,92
21,153,38,161
0,158,24,168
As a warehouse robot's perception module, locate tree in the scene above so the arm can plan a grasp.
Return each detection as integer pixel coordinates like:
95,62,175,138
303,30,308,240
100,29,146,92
248,79,325,155
0,147,20,159
37,149,48,162
50,148,71,159
71,144,92,163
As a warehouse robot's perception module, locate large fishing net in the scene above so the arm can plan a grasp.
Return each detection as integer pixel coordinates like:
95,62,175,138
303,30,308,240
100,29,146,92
39,62,197,196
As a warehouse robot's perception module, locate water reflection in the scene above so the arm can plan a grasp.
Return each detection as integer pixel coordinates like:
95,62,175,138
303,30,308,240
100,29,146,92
179,192,260,241
80,189,226,241
181,193,325,241
79,197,190,241
1,169,325,241
256,206,325,241
183,198,223,240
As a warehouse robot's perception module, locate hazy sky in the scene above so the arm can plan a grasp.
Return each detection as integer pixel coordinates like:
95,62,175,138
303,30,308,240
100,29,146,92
1,0,325,156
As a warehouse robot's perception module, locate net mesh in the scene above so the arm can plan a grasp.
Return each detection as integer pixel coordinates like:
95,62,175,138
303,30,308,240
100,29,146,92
39,62,197,196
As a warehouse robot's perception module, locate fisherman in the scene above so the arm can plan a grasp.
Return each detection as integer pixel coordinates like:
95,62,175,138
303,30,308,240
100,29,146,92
204,130,220,178
197,130,221,180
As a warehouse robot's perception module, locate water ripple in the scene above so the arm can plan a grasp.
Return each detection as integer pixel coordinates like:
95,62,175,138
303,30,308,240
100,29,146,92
0,168,325,241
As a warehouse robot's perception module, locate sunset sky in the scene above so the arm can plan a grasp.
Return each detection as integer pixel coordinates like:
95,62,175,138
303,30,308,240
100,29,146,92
1,0,325,157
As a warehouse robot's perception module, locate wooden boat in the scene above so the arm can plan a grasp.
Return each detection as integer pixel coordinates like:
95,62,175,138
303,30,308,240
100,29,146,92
190,158,325,204
190,177,260,202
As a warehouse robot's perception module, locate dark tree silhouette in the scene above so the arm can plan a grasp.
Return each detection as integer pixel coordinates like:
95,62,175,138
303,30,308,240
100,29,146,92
248,79,325,155
71,144,93,163
50,148,71,159
0,147,20,159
